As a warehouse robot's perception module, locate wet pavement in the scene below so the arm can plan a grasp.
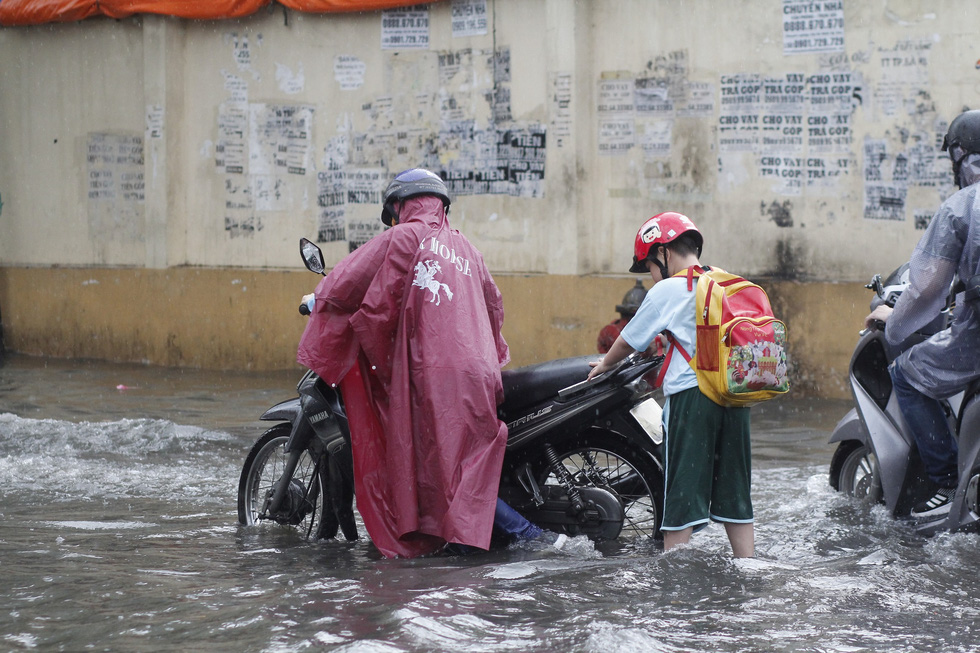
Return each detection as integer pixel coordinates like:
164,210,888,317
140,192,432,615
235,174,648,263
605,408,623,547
2,352,978,653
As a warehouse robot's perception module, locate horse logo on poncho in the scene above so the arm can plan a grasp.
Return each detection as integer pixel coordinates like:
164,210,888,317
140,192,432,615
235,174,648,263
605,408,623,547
413,260,454,306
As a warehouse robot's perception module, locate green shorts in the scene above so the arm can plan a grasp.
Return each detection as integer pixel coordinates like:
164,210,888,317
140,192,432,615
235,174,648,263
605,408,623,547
661,386,753,531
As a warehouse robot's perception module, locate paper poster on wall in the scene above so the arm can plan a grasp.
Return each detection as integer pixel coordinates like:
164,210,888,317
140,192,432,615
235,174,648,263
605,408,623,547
224,176,257,238
597,78,635,116
913,208,934,230
275,62,305,95
807,71,861,114
635,77,673,117
334,55,366,91
221,70,248,104
720,73,763,115
381,5,430,50
146,105,164,139
759,155,804,195
317,170,346,209
318,206,346,243
451,0,487,37
677,81,715,117
863,138,907,220
251,175,287,212
216,103,247,174
864,182,907,220
806,156,851,189
597,77,635,155
86,133,144,203
598,119,635,155
782,0,845,55
437,47,511,127
550,73,572,148
763,74,807,114
639,120,673,160
761,113,804,152
347,168,385,204
439,124,547,197
248,103,314,177
874,39,931,117
86,132,144,242
348,218,384,252
226,32,260,81
719,73,762,152
807,112,851,153
498,125,546,197
908,139,949,187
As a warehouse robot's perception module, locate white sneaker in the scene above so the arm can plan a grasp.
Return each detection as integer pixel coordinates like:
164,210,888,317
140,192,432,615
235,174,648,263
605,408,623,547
550,533,569,551
911,487,955,519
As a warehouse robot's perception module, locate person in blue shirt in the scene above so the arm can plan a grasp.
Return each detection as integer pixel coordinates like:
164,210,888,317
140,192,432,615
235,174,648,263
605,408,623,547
588,212,754,558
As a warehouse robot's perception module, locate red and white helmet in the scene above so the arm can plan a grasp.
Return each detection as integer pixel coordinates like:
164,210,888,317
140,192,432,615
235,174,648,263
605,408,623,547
629,212,703,273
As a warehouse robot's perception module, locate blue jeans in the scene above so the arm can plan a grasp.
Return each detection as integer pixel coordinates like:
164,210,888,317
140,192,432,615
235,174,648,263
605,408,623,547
494,499,542,540
890,363,959,487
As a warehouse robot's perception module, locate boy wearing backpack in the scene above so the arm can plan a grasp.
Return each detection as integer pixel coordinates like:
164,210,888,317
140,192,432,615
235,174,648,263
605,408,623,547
587,212,755,558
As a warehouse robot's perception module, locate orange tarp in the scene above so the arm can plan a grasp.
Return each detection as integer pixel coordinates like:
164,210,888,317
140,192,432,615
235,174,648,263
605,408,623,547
0,0,436,26
279,0,436,12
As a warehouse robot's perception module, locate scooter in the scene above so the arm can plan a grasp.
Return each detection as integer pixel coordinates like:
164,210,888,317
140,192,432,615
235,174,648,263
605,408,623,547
237,238,667,547
828,263,980,535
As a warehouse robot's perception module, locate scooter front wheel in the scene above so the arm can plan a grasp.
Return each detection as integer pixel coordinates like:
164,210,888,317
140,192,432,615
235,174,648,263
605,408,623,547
237,423,330,539
830,441,883,503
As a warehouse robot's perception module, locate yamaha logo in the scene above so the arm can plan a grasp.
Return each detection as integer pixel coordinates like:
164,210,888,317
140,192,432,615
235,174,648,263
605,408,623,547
309,410,331,424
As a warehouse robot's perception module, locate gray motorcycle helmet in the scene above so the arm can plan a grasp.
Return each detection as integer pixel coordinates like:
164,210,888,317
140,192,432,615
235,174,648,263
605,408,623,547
942,109,980,188
381,168,451,226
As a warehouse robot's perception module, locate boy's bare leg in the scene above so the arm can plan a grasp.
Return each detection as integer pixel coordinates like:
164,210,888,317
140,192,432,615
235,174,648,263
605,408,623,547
725,522,754,558
663,527,693,551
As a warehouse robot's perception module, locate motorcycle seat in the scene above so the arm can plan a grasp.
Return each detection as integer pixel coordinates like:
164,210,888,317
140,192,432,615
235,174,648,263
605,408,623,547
498,355,595,419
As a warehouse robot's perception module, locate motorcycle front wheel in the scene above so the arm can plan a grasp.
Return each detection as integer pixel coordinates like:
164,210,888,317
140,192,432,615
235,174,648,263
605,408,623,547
538,430,664,540
237,423,329,539
830,441,883,503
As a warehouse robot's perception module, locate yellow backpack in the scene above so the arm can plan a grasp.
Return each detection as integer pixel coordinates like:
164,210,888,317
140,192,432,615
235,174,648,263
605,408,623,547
662,266,789,407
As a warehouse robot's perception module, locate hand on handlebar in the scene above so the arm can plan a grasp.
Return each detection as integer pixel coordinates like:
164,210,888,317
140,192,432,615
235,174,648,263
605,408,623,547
587,356,613,381
299,293,315,315
587,337,638,380
863,304,893,332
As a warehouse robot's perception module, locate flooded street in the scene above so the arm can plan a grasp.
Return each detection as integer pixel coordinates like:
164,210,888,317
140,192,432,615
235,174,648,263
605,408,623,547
2,353,979,652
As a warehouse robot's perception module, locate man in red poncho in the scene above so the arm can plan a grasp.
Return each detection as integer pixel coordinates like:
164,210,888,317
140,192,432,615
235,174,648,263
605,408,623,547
297,168,536,558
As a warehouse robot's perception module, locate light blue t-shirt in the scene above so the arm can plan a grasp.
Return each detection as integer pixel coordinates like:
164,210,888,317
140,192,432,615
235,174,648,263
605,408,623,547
620,275,698,397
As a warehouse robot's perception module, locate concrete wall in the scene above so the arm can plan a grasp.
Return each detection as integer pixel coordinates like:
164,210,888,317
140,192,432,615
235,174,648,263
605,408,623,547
1,1,976,397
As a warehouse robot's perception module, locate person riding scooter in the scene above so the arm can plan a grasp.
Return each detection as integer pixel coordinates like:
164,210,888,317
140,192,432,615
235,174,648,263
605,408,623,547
865,109,980,519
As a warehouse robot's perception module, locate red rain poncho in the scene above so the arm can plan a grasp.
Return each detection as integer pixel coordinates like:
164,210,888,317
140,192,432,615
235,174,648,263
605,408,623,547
297,195,510,558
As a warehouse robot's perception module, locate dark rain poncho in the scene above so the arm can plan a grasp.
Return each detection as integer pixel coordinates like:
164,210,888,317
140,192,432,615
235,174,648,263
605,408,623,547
296,195,510,558
888,168,980,399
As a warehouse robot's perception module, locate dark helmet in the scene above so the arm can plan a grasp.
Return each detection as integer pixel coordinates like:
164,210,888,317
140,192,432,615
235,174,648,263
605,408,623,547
616,279,647,317
381,168,451,226
942,110,980,188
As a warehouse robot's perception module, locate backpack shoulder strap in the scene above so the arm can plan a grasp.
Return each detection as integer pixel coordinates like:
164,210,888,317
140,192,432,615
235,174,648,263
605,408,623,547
654,331,692,388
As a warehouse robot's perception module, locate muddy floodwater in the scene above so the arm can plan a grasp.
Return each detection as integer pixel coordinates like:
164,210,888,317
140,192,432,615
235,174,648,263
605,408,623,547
2,354,979,652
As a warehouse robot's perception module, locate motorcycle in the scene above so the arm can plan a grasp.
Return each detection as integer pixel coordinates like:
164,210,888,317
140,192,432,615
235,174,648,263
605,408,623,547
828,263,980,535
237,238,667,548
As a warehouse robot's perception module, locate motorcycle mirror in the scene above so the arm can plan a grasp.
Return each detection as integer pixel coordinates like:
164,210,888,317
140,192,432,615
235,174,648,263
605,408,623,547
300,238,326,275
865,273,883,295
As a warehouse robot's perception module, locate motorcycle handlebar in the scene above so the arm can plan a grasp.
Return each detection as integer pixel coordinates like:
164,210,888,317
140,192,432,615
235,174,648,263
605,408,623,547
299,293,315,316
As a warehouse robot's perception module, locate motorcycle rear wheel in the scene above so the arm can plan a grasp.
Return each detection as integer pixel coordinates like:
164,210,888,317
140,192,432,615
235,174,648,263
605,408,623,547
830,441,883,503
537,430,664,540
237,423,329,539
